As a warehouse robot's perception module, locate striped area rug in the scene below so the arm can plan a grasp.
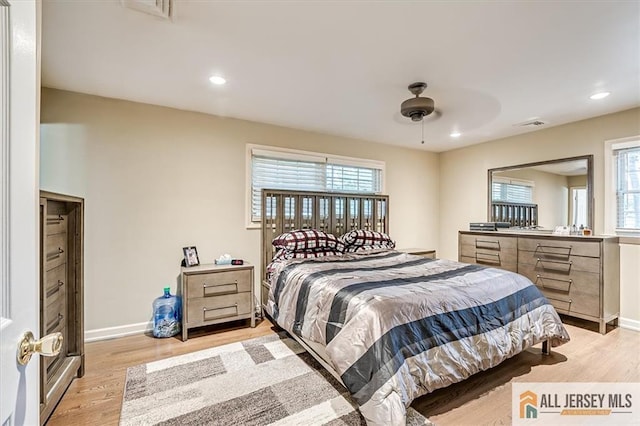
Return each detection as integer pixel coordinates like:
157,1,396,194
119,333,431,425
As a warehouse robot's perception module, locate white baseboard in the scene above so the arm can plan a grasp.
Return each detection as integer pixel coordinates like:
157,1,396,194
85,321,152,342
619,317,640,332
85,315,640,343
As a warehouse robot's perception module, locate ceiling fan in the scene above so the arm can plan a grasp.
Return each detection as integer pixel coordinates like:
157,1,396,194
400,82,439,144
400,82,435,122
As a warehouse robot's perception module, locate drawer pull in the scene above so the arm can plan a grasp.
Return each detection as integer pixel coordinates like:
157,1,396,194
475,239,500,250
46,247,65,260
46,313,64,334
534,243,572,258
203,303,238,320
46,280,64,298
535,274,572,292
535,258,572,273
475,252,501,265
203,281,238,296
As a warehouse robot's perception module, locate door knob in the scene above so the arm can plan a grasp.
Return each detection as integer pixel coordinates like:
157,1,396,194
17,331,63,365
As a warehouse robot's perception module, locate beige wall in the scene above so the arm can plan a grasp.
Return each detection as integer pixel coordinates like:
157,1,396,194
40,88,440,333
440,107,640,325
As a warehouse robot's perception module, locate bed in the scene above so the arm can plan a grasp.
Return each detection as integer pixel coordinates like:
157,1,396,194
260,189,570,425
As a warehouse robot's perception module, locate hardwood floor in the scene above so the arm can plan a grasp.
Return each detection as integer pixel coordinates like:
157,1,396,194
47,318,640,426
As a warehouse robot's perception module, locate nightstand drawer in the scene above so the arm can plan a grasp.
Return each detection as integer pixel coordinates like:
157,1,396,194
186,269,251,299
187,292,252,325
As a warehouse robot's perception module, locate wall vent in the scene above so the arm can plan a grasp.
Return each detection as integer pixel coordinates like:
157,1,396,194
121,0,174,20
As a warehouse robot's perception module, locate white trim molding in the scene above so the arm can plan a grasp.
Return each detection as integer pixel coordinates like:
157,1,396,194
0,0,10,322
603,135,640,235
85,321,152,342
619,317,640,333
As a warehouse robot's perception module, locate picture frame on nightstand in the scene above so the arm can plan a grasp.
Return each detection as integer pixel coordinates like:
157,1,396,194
182,246,200,267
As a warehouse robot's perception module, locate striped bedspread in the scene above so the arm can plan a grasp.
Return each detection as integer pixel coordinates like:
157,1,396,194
266,250,570,426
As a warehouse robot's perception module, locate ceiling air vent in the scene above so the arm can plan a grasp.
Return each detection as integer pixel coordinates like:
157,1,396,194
514,118,548,127
121,0,174,20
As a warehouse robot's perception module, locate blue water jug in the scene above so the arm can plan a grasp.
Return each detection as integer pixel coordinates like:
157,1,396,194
153,287,181,338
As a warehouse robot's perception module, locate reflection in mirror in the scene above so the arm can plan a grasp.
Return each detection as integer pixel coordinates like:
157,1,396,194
487,155,593,231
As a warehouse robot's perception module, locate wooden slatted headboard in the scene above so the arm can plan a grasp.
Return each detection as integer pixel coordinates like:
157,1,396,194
260,189,389,290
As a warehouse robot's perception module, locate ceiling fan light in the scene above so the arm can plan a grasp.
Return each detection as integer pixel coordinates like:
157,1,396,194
400,96,435,121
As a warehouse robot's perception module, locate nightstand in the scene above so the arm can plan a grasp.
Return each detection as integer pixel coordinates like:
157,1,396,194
180,263,255,341
396,248,436,258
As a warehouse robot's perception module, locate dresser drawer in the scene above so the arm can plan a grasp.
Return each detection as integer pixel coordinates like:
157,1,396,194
45,281,66,329
517,238,600,258
45,233,67,270
187,292,252,326
459,234,517,271
44,264,66,304
537,285,599,318
45,200,68,235
186,269,251,299
45,215,68,236
459,234,517,251
517,249,600,274
460,254,518,272
518,263,599,317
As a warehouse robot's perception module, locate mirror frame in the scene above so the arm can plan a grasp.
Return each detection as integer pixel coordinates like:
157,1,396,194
487,154,594,230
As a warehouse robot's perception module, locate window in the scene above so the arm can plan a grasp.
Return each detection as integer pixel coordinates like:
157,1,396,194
491,177,534,204
615,143,640,230
570,187,587,228
605,137,640,234
248,145,384,225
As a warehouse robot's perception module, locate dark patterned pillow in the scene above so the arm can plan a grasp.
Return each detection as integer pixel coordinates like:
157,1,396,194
339,230,395,249
272,229,340,251
272,247,342,261
344,244,394,253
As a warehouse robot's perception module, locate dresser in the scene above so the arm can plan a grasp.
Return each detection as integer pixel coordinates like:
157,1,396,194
458,231,620,334
39,191,84,424
180,263,255,341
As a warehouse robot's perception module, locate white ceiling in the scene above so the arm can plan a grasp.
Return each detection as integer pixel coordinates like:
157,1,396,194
41,1,640,152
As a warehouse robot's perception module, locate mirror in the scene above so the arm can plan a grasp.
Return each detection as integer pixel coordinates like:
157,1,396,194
487,155,593,231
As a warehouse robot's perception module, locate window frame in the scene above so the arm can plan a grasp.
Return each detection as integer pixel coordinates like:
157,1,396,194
604,136,640,235
245,144,386,228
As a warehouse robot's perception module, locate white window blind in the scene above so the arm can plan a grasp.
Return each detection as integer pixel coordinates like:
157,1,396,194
250,147,384,223
491,178,534,204
614,144,640,230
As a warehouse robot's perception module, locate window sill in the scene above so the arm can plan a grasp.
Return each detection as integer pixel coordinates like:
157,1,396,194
619,235,640,245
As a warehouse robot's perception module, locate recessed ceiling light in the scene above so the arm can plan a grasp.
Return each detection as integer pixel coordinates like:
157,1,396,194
209,75,226,85
450,132,461,138
590,92,610,100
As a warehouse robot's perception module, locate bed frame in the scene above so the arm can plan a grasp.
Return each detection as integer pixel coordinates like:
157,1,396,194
259,189,550,388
